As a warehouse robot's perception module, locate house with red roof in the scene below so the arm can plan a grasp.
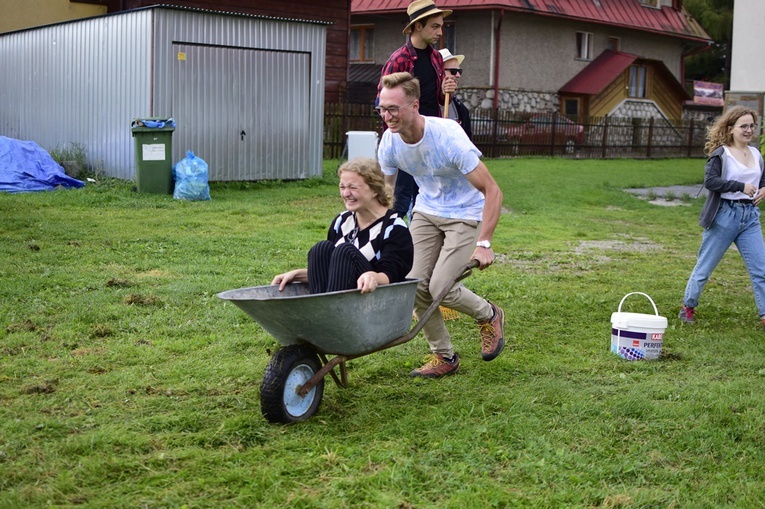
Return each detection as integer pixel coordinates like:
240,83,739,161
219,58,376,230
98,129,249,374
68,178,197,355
351,0,712,122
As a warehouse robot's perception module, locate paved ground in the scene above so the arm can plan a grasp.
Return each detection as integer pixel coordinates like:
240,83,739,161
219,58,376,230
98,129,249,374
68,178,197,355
625,185,707,199
624,185,707,206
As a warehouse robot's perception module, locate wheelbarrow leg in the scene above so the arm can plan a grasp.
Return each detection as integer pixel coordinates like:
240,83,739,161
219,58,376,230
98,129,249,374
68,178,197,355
318,353,348,389
299,354,349,397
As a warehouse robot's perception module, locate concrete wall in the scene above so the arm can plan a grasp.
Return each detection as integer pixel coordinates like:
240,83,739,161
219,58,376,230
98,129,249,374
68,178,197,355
500,13,683,92
360,9,686,94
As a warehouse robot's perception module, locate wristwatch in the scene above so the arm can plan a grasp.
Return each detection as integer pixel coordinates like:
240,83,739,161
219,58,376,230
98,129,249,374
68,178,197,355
476,240,492,249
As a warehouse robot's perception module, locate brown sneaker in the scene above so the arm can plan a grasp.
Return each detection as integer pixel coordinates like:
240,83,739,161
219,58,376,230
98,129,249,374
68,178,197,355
478,302,505,361
409,353,460,378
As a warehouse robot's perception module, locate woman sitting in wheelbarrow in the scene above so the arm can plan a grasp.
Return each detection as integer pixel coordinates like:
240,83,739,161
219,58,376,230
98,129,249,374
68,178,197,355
272,157,414,295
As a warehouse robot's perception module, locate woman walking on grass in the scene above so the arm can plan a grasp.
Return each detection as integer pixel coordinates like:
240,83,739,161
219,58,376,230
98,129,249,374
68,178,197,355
680,106,765,328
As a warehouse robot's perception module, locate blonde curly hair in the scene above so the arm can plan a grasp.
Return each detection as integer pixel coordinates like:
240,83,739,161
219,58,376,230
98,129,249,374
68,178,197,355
704,106,759,156
337,157,394,208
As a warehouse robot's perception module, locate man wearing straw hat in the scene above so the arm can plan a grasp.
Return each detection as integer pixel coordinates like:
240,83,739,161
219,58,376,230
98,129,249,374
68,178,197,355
377,0,458,220
439,47,472,139
377,72,505,378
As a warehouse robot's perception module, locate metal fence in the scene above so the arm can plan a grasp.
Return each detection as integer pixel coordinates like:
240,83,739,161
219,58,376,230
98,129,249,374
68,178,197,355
323,104,712,159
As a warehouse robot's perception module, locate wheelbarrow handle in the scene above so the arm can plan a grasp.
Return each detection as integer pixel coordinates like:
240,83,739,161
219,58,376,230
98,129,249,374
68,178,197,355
365,260,481,353
297,260,482,396
457,259,479,283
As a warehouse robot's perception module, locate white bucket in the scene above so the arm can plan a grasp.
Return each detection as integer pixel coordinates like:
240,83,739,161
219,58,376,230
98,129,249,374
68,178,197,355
610,292,667,360
346,131,379,160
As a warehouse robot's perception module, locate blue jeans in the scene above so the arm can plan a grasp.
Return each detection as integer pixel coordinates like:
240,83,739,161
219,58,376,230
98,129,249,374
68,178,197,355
683,201,765,317
393,171,418,222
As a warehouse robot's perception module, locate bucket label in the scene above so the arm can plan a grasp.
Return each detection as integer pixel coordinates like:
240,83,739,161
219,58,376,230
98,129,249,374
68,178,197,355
611,327,663,361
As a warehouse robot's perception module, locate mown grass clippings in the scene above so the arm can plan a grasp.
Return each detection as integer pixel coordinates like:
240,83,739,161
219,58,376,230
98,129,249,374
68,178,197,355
2,158,765,507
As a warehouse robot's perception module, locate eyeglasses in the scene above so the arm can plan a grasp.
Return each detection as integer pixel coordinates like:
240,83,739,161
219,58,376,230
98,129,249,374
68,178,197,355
375,104,409,117
735,123,758,132
445,68,462,76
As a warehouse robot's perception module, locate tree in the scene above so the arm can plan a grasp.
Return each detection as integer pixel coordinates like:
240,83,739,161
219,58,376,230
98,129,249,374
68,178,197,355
683,0,734,87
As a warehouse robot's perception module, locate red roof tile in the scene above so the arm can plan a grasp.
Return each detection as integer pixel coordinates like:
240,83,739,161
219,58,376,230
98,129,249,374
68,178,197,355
351,0,711,42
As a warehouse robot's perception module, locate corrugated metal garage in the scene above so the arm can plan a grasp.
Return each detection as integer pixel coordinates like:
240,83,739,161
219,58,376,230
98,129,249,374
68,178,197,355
0,5,328,181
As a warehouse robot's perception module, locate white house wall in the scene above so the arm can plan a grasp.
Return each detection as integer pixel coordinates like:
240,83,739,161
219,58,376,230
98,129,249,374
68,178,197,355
730,0,764,92
0,11,154,180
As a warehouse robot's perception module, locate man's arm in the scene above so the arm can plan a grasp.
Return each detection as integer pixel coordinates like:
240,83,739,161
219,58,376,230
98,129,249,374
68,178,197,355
384,171,398,190
465,162,503,269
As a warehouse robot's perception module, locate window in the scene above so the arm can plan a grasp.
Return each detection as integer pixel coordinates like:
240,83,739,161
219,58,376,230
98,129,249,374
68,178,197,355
576,32,593,60
629,65,647,98
564,98,580,117
607,37,620,51
350,25,374,62
638,0,659,7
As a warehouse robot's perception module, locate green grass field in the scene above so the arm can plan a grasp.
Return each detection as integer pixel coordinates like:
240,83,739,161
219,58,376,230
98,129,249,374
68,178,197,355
2,158,765,508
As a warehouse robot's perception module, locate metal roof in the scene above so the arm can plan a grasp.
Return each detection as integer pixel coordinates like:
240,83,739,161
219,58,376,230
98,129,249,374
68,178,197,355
558,49,636,94
351,0,711,43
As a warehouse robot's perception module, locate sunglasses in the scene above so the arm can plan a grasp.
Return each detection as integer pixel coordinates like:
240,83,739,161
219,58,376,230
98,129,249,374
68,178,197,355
445,68,463,76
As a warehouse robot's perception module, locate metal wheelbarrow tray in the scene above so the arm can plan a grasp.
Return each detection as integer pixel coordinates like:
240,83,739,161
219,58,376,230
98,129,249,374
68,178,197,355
217,280,418,356
217,262,477,424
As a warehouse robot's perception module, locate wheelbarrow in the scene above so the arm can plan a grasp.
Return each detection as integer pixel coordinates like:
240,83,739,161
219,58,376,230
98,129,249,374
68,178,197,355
217,261,478,423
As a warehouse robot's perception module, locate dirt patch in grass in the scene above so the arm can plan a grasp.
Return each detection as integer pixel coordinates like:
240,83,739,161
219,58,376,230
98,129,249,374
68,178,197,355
106,278,132,288
574,237,662,254
124,294,162,306
20,379,58,394
502,236,662,274
6,320,37,333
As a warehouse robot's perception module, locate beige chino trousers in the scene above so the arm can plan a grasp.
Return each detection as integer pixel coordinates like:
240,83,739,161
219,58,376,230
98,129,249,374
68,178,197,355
408,211,494,357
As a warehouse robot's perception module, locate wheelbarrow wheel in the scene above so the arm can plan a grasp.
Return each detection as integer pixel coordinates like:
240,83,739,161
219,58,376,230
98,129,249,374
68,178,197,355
260,344,324,423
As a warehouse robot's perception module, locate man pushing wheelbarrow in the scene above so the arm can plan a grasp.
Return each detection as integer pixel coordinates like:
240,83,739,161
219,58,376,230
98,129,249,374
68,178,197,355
219,71,506,422
377,71,506,378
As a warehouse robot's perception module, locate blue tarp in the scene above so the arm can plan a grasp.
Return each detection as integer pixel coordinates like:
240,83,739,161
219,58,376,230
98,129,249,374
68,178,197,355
0,136,85,193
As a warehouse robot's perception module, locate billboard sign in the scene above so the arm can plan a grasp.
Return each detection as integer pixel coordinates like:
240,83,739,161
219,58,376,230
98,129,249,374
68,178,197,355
693,81,724,106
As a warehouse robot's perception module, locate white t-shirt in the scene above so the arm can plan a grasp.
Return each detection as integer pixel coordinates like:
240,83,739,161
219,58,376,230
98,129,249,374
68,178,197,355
721,145,763,201
378,116,485,220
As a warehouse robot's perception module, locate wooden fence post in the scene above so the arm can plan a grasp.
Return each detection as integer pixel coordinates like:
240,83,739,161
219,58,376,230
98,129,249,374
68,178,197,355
646,117,654,158
601,116,609,158
687,119,695,158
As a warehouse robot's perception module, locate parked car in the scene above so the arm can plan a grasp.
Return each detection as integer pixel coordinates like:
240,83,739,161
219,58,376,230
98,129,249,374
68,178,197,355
506,113,585,155
469,114,498,142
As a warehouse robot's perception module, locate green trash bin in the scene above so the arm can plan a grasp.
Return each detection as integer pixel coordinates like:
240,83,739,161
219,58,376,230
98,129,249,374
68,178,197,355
131,118,176,194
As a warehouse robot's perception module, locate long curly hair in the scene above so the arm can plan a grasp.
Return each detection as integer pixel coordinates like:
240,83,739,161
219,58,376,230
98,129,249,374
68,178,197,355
337,157,394,208
704,106,759,156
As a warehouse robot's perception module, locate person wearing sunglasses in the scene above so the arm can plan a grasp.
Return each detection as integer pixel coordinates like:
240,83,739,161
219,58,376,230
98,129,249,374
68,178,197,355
438,48,472,139
376,0,459,223
680,106,765,329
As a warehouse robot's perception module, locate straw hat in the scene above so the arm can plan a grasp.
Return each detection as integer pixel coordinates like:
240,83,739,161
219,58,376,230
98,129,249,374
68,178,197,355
403,0,452,35
438,48,464,66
